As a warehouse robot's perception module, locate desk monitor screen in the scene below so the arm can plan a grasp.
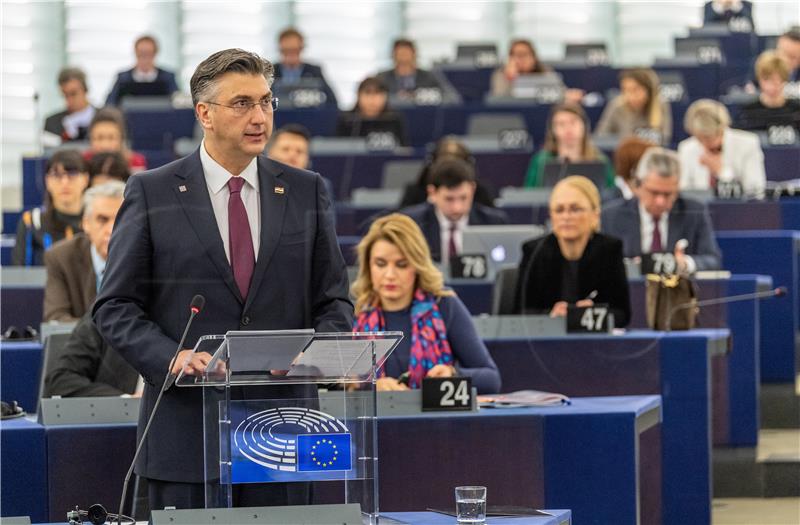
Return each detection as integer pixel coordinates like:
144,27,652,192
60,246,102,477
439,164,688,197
462,224,546,268
542,161,606,190
117,80,171,99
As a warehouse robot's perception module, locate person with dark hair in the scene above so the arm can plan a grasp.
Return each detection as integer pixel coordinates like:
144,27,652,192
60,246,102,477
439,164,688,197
93,47,352,509
272,27,338,107
399,136,496,208
376,38,443,99
106,35,179,106
524,103,614,188
43,181,125,321
491,39,550,97
703,0,754,32
88,152,131,186
735,50,800,132
595,68,672,144
45,312,140,398
12,150,89,266
85,107,147,172
43,67,97,146
514,176,631,327
398,157,509,262
267,124,312,170
775,28,800,83
335,76,408,146
603,137,657,202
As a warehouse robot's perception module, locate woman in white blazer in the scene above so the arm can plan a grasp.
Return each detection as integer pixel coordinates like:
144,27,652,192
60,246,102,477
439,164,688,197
678,99,766,199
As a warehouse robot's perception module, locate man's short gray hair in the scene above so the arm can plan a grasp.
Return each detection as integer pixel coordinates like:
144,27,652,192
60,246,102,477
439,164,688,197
83,180,125,217
635,147,681,183
189,48,274,107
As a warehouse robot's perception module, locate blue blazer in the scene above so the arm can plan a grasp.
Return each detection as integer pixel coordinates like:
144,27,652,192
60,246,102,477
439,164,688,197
105,67,179,106
600,196,722,271
399,202,510,262
273,62,338,106
93,150,353,482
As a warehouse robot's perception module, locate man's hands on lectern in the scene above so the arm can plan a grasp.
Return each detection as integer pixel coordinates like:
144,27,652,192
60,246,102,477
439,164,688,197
172,349,212,376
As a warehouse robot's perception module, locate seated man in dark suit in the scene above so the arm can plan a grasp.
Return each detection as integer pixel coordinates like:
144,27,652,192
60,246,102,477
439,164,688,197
601,147,722,273
703,0,754,32
43,180,125,321
43,67,97,147
272,27,338,107
377,38,443,101
399,157,509,263
45,312,140,397
105,35,179,106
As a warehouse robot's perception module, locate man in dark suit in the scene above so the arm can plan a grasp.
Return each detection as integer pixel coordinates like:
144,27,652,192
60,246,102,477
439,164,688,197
45,312,140,397
43,180,125,321
272,28,338,107
106,35,179,106
93,48,353,509
601,147,722,272
399,157,509,262
43,67,97,147
377,38,444,101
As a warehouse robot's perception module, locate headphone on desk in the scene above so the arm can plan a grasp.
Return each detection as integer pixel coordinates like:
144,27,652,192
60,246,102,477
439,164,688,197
67,504,134,525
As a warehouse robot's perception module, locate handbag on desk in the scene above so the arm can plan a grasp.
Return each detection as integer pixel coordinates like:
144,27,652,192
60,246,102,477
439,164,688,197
645,274,698,330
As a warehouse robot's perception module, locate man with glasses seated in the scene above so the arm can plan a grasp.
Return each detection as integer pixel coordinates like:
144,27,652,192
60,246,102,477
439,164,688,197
601,147,722,274
12,150,89,266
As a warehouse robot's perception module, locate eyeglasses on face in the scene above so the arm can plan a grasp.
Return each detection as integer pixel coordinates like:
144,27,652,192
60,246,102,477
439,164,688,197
206,97,279,116
46,169,84,180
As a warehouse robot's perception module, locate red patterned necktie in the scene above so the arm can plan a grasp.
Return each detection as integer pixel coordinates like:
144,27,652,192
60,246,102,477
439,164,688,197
228,177,254,299
650,215,663,253
448,222,458,261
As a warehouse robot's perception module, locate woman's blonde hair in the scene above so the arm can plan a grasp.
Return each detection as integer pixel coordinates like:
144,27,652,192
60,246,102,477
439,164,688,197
620,68,663,129
684,99,731,137
551,175,601,232
351,213,453,312
755,50,790,82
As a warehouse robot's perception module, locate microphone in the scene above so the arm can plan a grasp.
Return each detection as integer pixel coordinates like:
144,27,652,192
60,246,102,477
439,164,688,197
557,156,570,182
666,286,786,331
116,294,205,524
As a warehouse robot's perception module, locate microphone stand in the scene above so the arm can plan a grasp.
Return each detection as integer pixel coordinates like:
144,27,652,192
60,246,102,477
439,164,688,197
666,286,786,332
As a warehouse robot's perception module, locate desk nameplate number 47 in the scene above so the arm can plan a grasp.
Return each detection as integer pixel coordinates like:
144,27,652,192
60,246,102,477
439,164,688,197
450,253,488,279
422,377,473,411
567,304,612,333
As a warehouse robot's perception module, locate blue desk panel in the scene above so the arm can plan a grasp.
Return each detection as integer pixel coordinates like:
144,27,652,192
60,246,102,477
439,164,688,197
0,342,42,413
1,286,43,333
0,418,48,522
484,330,728,525
2,397,657,525
717,231,800,382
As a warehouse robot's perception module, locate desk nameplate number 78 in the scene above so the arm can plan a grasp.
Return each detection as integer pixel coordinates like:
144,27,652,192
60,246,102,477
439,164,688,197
422,377,473,411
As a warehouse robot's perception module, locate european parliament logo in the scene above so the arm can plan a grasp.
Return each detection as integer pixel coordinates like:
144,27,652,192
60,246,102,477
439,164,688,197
230,406,354,483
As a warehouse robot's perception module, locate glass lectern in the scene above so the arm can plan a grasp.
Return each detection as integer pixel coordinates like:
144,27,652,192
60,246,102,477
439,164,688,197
176,329,402,523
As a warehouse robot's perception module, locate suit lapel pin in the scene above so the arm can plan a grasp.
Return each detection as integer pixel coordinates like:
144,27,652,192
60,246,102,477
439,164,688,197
178,185,188,192
274,186,285,195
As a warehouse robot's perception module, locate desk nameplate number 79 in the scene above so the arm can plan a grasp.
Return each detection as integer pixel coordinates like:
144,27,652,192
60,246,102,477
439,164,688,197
422,377,473,411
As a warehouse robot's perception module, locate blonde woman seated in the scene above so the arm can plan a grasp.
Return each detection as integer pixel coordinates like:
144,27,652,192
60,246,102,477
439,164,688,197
514,176,631,327
352,213,501,393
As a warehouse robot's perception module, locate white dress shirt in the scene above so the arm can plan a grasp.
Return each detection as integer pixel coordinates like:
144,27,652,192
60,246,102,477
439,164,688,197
638,201,696,274
131,68,158,83
435,208,469,261
677,128,766,199
200,141,261,263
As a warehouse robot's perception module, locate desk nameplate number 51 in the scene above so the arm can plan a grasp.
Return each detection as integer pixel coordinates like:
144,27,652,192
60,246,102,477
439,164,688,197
567,304,612,333
422,377,473,411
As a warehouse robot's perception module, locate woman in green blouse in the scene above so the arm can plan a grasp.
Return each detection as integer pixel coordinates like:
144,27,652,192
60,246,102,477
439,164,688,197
524,103,614,188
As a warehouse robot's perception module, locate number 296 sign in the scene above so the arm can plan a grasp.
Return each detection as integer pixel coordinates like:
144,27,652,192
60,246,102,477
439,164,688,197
567,305,612,333
422,377,473,411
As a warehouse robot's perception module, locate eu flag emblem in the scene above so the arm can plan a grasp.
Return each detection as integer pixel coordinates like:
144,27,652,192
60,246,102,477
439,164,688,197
296,433,352,472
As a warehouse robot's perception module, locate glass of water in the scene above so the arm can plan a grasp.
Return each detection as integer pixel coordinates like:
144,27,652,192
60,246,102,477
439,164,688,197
454,485,486,523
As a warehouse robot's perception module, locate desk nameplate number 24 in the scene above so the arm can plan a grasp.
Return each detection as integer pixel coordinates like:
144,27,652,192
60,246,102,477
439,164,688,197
422,377,473,411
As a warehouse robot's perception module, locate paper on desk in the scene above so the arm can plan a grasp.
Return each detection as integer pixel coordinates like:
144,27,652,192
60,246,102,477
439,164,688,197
477,389,571,408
